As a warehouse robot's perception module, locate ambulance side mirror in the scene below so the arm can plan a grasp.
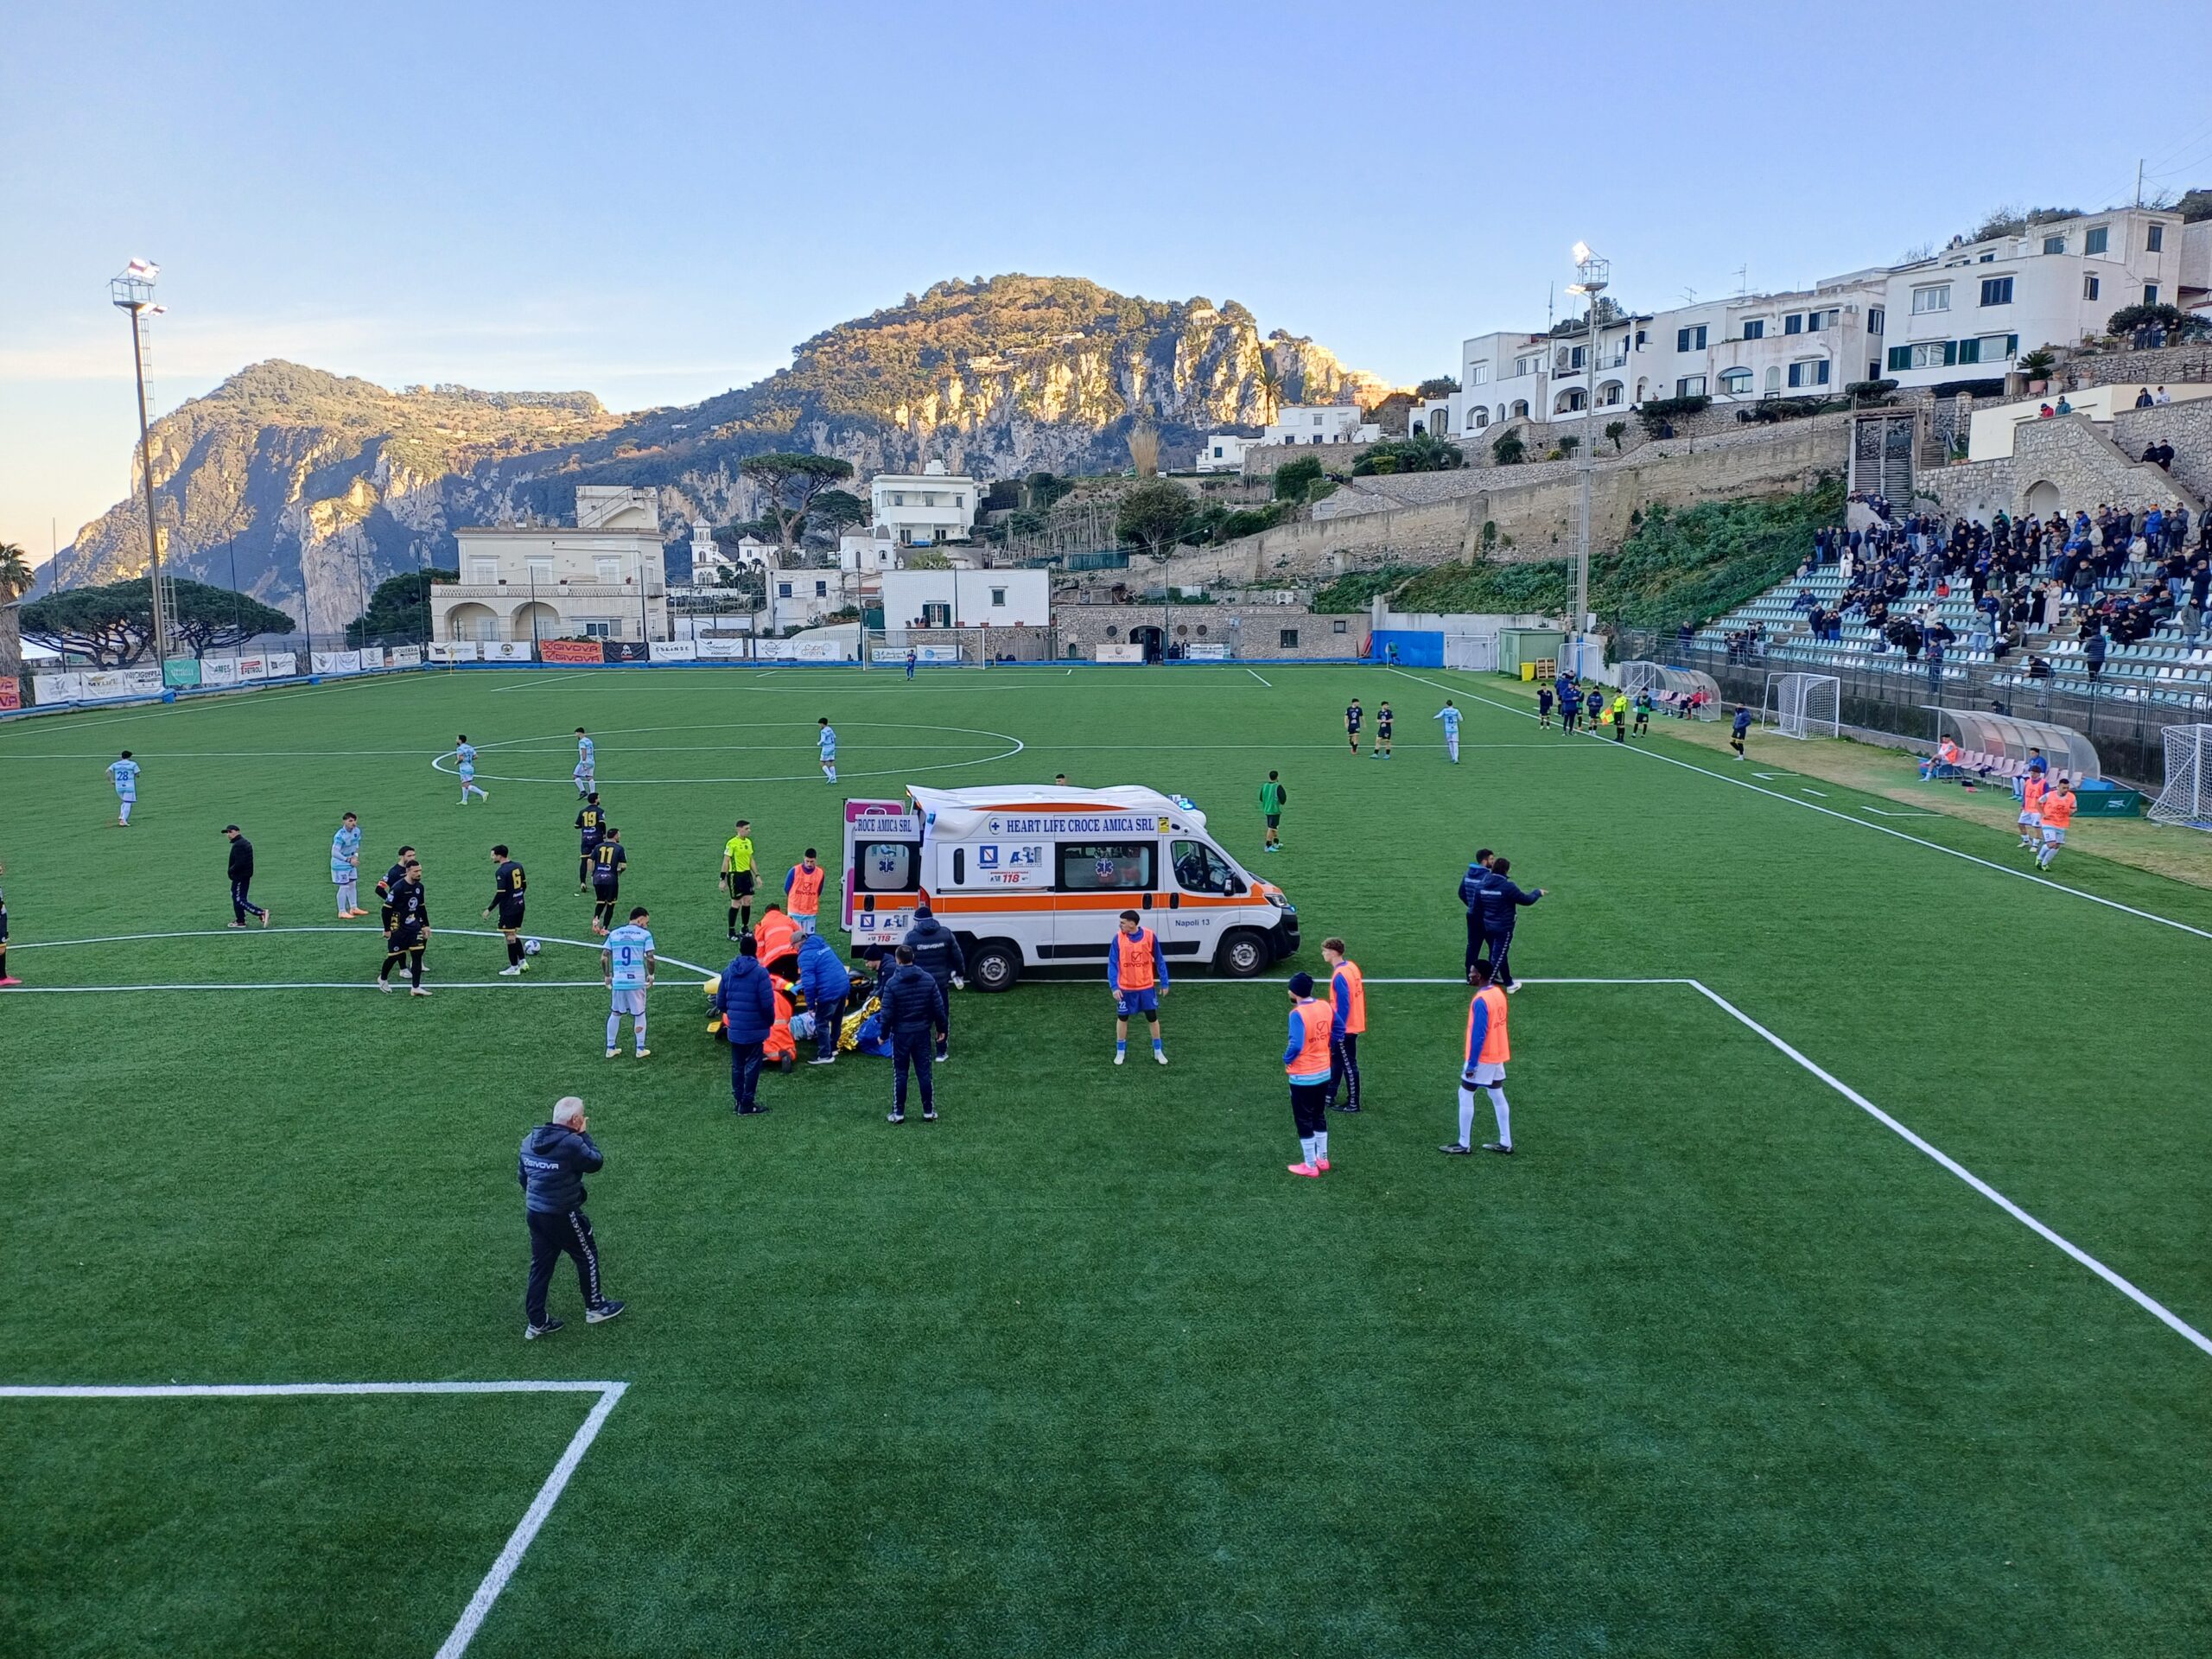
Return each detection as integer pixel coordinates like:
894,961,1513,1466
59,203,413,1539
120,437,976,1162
1225,876,1245,896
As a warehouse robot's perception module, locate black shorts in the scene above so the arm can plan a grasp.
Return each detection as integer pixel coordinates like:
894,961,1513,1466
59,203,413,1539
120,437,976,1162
592,882,619,905
388,924,424,952
728,870,755,896
498,903,526,931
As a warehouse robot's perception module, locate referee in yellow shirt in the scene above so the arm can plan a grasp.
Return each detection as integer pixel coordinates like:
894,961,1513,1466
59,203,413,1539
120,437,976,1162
720,818,757,939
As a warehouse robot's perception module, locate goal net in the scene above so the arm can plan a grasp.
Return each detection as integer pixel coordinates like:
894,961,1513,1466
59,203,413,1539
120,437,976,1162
2148,725,2212,830
1764,671,1840,740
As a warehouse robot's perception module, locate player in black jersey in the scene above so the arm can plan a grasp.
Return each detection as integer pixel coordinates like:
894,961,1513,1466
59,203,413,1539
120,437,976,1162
1374,701,1395,760
377,846,417,933
378,859,432,995
484,845,530,975
575,793,607,891
1344,698,1363,757
588,829,627,935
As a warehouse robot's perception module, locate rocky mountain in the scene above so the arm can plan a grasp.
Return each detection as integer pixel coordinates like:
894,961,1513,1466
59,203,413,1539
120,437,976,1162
48,275,1382,625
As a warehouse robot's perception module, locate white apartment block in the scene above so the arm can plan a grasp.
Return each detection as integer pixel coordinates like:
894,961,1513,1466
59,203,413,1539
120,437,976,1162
435,486,669,645
880,568,1051,629
871,460,980,546
1262,405,1382,446
1195,433,1259,472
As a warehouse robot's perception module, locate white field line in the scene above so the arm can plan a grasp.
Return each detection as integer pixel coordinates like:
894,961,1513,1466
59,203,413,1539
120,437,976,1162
0,1378,627,1659
492,671,598,690
1185,972,2212,1362
1387,667,2212,944
1247,669,1272,686
9,925,719,981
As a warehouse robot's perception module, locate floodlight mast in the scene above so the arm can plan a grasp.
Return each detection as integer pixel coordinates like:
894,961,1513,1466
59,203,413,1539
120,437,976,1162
1566,245,1610,675
111,261,169,670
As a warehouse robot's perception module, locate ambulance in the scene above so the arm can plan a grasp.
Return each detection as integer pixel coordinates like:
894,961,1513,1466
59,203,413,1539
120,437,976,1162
840,785,1299,991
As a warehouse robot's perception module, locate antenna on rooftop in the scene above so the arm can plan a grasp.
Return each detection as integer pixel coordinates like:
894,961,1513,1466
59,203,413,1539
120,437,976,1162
1681,285,1698,305
1732,264,1749,296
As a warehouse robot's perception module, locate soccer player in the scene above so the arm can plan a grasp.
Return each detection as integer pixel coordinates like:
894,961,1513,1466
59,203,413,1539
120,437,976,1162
1536,686,1554,728
1730,705,1752,760
1344,697,1363,756
378,857,431,995
588,828,627,934
1632,690,1652,736
1478,855,1545,993
575,791,606,891
721,817,757,938
456,734,488,804
573,728,595,798
222,825,270,927
905,648,918,680
817,717,838,784
2018,771,2046,849
784,848,826,935
1282,972,1332,1178
108,751,141,825
0,861,16,988
1374,701,1395,759
1440,959,1513,1156
483,844,530,974
377,846,416,933
1257,771,1287,853
330,812,365,917
1109,909,1168,1065
2037,774,2077,869
601,905,656,1060
1322,937,1364,1113
1433,699,1463,762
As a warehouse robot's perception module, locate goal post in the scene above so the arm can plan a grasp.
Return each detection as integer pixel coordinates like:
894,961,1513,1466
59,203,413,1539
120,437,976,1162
2148,725,2212,830
1764,671,1841,740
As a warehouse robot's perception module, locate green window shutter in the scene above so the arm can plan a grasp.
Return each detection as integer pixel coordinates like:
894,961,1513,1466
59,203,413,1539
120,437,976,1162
2007,334,2018,356
1943,341,1960,366
1887,346,1910,372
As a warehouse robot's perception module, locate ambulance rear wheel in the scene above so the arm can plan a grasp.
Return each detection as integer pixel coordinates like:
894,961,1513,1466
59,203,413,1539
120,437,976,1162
969,940,1021,992
1218,930,1269,978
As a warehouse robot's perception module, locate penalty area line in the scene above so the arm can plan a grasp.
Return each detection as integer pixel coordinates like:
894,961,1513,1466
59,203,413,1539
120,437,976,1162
0,1378,628,1659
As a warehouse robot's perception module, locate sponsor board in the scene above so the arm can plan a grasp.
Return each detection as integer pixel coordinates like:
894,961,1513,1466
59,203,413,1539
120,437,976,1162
696,639,748,660
483,641,533,662
872,645,962,664
311,650,365,676
1185,643,1229,661
647,641,699,663
540,639,605,664
1094,643,1145,664
200,658,241,687
428,641,480,663
388,645,423,669
0,677,19,711
163,659,203,688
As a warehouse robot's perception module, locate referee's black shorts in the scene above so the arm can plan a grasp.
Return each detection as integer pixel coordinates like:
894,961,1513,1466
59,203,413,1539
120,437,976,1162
728,870,756,896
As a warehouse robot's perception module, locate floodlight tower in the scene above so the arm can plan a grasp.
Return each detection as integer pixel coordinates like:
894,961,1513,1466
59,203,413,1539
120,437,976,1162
111,260,170,669
1564,243,1610,669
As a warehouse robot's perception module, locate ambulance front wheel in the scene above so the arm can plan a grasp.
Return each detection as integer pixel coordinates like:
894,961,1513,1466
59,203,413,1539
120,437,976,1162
969,940,1021,993
1217,930,1269,978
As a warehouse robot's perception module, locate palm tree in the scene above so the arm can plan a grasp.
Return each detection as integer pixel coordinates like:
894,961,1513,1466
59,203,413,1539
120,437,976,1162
1256,359,1284,424
0,542,31,601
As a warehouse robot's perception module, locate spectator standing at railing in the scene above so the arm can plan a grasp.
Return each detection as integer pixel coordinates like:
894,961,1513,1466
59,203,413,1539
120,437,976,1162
2082,625,2107,681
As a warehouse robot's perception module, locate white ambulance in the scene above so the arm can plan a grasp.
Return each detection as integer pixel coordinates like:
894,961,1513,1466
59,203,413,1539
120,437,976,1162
840,784,1300,991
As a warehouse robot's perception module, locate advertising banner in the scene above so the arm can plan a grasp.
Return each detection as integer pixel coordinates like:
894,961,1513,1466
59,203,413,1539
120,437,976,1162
872,645,962,664
1184,643,1229,661
647,641,698,663
84,668,164,699
483,641,533,662
388,645,423,669
1093,643,1145,664
33,673,85,704
696,638,748,660
311,650,364,677
200,658,240,687
0,677,19,712
263,652,297,678
163,659,202,688
427,641,479,664
791,638,849,663
539,639,605,664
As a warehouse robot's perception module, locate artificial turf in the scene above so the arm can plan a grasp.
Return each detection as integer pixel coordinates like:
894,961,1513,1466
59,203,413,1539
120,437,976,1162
2,663,2206,1657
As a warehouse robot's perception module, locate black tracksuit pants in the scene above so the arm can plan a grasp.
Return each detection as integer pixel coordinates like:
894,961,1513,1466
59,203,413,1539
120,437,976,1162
892,1031,935,1114
525,1206,604,1325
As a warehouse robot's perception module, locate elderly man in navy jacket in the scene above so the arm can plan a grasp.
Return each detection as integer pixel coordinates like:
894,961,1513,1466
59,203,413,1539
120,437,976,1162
518,1096,623,1339
714,935,778,1115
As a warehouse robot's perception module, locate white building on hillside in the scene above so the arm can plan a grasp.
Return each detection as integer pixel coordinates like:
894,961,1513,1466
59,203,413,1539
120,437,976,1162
1196,433,1258,472
880,568,1050,630
871,461,981,547
1262,404,1381,446
435,486,668,645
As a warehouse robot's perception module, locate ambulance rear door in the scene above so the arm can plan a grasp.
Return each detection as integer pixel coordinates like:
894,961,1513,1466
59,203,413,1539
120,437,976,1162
934,810,1056,965
842,798,924,956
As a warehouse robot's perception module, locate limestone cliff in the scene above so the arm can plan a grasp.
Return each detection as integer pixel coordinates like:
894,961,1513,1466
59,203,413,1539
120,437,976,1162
48,275,1378,623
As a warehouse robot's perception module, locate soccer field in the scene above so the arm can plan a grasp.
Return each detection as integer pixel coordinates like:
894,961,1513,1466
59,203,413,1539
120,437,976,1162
3,662,2208,1658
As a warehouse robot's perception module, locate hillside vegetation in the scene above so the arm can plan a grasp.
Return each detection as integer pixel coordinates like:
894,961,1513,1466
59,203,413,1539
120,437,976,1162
1395,476,1844,630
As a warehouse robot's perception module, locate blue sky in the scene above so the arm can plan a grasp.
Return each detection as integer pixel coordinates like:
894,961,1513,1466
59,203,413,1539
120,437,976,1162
4,0,2206,562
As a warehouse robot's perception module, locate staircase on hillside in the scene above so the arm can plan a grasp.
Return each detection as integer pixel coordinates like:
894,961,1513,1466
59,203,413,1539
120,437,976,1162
1849,411,1916,503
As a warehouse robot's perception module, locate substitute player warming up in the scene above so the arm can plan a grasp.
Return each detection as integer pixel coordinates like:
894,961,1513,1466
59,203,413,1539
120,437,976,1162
1441,960,1514,1156
1109,910,1168,1065
1283,973,1332,1177
1323,937,1364,1112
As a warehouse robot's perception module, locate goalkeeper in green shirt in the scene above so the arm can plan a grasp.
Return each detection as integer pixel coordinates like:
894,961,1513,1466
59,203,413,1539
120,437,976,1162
1257,772,1288,854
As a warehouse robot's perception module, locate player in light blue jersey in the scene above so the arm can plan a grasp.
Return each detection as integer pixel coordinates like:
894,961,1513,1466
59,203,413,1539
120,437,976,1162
573,728,595,798
817,717,837,784
455,734,488,804
1433,700,1463,764
108,751,141,825
331,812,365,917
601,906,657,1059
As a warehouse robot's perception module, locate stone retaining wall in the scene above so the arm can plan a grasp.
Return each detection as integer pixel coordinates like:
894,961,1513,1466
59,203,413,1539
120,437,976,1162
1055,602,1351,659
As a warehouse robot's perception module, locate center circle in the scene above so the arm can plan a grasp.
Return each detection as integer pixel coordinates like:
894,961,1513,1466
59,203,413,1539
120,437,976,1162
431,721,1026,785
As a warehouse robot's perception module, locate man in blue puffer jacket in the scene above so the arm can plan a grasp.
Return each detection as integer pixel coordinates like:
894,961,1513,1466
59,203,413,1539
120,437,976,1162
518,1096,623,1339
714,935,778,1115
796,928,852,1066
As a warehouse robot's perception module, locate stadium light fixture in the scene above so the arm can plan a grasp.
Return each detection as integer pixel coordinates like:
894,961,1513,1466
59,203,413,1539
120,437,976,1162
110,261,170,669
1569,244,1611,667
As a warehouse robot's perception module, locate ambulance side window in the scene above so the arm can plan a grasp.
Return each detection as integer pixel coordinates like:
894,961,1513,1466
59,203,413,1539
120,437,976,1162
856,841,920,893
1058,842,1155,892
1170,840,1236,894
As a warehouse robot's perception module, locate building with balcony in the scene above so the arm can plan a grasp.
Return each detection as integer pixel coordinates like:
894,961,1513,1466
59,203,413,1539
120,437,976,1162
433,486,670,645
1261,405,1382,446
871,461,981,547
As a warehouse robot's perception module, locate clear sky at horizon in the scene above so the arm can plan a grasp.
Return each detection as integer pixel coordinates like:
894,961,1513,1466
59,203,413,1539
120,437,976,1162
4,0,2207,562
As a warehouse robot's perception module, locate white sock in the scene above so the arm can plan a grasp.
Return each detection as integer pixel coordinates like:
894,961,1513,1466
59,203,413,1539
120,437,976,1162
633,1014,646,1051
1487,1086,1511,1148
607,1013,621,1049
1299,1135,1317,1166
1313,1130,1328,1163
119,801,132,823
1458,1087,1477,1147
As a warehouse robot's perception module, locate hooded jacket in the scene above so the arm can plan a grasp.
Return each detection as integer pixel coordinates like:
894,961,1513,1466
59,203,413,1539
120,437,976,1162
880,963,947,1035
797,929,853,1009
902,912,966,985
714,955,779,1043
518,1122,603,1214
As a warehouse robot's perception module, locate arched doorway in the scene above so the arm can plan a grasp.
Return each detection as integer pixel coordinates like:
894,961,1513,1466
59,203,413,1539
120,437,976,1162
1129,625,1165,664
446,601,497,642
512,601,561,645
2024,480,2062,518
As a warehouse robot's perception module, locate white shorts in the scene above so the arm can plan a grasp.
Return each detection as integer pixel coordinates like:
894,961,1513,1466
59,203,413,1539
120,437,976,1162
610,988,646,1015
2042,825,2066,845
1465,1061,1506,1086
2018,810,2039,827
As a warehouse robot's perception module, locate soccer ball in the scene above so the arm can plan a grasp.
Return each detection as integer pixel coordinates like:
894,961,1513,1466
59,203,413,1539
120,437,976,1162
523,938,543,957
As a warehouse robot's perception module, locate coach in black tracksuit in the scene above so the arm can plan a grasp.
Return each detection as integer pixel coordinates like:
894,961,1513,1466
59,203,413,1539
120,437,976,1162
1477,855,1545,991
1457,849,1493,976
223,825,268,925
901,904,965,1061
518,1097,624,1338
